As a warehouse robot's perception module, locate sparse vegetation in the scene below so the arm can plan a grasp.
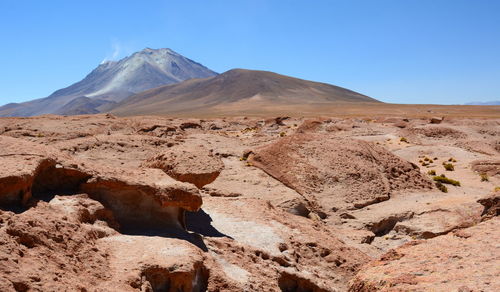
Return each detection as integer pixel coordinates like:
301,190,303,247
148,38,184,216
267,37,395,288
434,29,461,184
435,182,448,193
427,170,436,175
443,163,454,171
433,175,461,186
480,173,489,182
279,132,286,137
400,137,408,143
424,157,430,162
495,186,500,192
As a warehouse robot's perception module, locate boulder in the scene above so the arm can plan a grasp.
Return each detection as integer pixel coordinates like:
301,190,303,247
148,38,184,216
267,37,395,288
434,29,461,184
248,133,433,213
144,144,224,188
430,116,443,124
471,159,500,176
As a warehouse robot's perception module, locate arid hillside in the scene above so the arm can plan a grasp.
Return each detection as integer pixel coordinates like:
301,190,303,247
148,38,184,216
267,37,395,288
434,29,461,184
110,69,378,116
0,114,498,291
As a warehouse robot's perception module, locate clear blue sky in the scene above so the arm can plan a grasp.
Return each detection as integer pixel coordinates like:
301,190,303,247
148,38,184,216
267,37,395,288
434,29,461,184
1,0,499,105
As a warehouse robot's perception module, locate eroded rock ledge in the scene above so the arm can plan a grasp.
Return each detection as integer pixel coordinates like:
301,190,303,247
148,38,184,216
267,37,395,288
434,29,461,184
0,136,202,230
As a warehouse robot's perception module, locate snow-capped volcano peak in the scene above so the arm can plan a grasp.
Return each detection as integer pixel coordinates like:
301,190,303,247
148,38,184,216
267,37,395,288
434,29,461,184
0,48,217,116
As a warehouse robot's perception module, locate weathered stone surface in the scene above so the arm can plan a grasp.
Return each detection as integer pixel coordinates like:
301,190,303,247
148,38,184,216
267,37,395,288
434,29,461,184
471,159,500,176
0,136,202,230
1,114,499,291
430,116,443,124
349,217,500,292
248,133,433,213
0,196,116,291
192,197,371,291
144,144,224,188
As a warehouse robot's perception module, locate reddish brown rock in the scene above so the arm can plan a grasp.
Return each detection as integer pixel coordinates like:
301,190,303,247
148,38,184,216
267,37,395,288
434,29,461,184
477,191,500,221
393,121,408,128
0,136,202,230
1,114,499,291
471,159,500,176
406,126,467,139
0,136,77,208
349,217,500,291
248,133,433,213
295,118,325,133
430,116,443,124
0,196,116,292
194,197,371,291
144,144,224,188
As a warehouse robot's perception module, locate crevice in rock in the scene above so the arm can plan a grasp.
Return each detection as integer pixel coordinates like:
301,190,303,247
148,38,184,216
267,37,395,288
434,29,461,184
81,181,185,231
353,195,391,209
31,160,91,202
186,209,233,239
0,158,91,213
278,271,329,292
138,263,209,292
0,159,208,249
478,194,499,221
367,213,414,237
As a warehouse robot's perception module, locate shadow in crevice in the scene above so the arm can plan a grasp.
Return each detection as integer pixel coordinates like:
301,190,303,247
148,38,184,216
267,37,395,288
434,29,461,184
186,209,233,239
0,162,227,252
119,225,209,252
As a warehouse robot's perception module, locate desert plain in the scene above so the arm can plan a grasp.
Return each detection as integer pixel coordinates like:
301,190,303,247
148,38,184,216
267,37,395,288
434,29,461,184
0,105,498,291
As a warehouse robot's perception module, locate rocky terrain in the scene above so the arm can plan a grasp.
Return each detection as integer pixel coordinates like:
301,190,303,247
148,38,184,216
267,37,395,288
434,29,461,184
0,114,498,291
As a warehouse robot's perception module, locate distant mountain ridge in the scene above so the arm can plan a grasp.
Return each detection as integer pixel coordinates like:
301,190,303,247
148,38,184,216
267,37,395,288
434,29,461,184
464,100,500,105
110,68,379,116
0,48,217,116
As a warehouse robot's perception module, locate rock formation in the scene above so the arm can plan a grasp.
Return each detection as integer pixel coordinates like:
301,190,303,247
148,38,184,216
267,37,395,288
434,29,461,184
0,114,498,291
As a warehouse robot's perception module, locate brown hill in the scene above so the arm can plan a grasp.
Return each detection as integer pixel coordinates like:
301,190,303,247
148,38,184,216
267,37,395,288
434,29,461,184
110,69,379,116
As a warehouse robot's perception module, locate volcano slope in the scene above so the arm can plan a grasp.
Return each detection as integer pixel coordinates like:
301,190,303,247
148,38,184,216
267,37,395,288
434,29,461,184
0,114,498,291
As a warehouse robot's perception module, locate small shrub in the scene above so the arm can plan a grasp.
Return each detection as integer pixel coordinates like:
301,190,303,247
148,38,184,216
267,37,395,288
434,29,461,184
433,175,461,186
480,173,489,182
400,137,408,143
429,159,434,163
435,182,448,193
427,170,436,175
495,186,500,192
433,157,438,160
279,132,286,137
424,157,430,161
443,163,454,171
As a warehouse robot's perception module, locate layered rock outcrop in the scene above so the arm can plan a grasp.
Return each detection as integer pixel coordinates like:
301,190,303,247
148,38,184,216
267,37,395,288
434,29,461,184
248,133,434,214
